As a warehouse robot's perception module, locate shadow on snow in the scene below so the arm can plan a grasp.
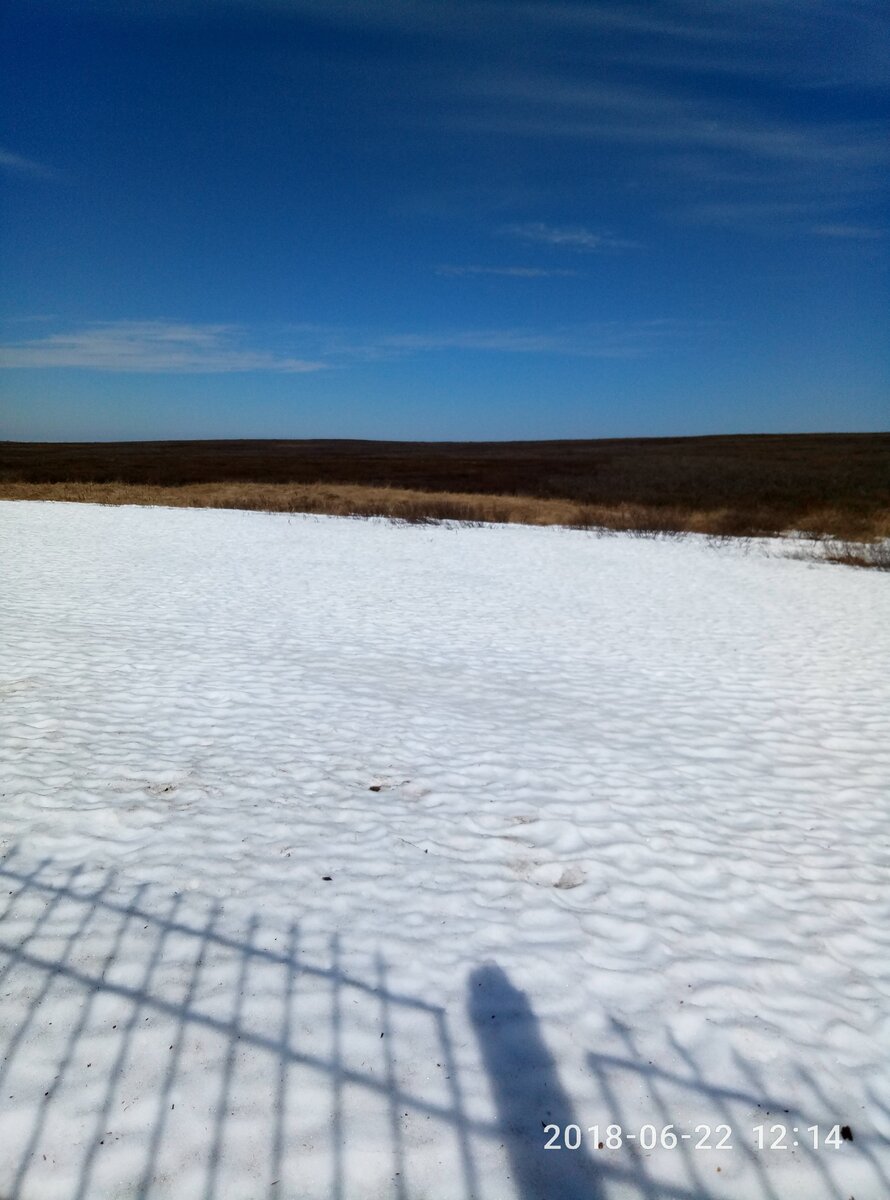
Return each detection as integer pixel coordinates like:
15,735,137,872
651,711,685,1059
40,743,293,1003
0,848,881,1200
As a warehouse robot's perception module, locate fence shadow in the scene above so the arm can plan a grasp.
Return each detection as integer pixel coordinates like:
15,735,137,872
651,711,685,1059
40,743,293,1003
0,847,482,1200
0,847,885,1200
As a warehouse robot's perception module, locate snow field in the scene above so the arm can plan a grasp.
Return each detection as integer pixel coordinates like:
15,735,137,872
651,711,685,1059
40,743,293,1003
1,500,889,1199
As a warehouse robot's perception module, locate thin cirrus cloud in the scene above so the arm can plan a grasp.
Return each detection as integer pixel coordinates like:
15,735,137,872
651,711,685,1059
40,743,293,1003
520,1,890,89
811,223,886,239
0,318,706,372
69,1,888,91
435,264,581,278
289,319,705,362
0,321,326,373
0,147,56,179
501,222,640,252
459,78,888,169
363,319,702,360
446,62,888,233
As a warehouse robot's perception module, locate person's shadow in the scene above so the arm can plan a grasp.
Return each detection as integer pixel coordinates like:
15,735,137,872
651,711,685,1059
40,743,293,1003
468,964,605,1200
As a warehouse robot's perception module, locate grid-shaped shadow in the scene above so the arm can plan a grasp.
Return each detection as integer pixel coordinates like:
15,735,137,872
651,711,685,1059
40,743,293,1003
1,847,884,1200
0,849,482,1200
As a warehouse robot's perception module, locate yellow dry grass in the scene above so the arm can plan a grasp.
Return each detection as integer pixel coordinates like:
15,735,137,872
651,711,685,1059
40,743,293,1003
2,480,888,542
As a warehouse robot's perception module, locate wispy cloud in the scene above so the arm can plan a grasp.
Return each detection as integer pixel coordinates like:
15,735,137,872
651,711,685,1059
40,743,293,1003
0,315,716,373
501,221,639,252
435,264,580,278
811,223,886,239
0,321,326,373
522,1,890,89
0,148,56,179
450,77,889,233
72,1,890,91
459,78,889,170
681,199,839,228
351,319,707,360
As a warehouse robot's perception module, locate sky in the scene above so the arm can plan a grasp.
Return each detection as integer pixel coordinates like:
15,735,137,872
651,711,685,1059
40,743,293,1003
0,0,887,441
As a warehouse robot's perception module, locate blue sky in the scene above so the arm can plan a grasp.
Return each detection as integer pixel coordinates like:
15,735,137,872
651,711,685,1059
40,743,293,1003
1,0,887,440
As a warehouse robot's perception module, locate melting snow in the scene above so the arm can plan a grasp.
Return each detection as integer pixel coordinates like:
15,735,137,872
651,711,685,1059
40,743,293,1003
1,501,889,1199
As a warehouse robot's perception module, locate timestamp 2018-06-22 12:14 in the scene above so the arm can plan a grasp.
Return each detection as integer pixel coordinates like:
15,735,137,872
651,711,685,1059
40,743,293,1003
543,1123,854,1153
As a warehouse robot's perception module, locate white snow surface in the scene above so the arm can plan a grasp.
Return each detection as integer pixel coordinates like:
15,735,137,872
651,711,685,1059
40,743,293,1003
1,500,889,1200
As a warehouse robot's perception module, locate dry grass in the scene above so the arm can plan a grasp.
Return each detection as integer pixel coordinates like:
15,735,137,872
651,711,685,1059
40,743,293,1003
2,433,888,541
5,481,889,568
0,478,777,535
818,539,890,571
0,480,573,524
2,431,888,552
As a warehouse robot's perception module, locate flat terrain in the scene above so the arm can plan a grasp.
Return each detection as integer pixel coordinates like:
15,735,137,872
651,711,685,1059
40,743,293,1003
2,501,889,1199
2,433,889,538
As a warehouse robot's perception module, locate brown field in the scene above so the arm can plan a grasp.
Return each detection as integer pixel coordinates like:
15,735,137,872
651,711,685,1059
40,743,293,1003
1,433,888,542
